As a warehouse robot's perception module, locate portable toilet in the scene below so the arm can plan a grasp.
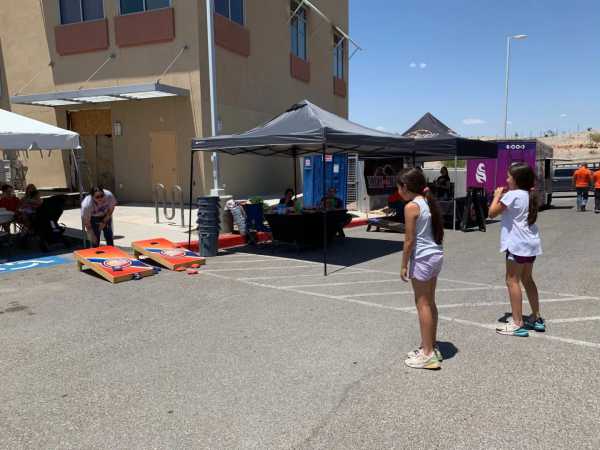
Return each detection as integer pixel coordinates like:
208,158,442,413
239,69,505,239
302,153,348,208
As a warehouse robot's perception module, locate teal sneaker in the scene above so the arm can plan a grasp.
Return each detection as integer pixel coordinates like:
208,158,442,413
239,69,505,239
496,319,529,337
525,316,546,332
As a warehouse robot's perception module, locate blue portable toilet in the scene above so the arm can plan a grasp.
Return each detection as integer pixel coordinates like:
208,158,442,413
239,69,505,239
302,153,348,207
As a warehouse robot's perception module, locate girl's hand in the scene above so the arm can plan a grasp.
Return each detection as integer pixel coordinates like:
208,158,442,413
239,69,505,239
400,266,409,282
494,187,506,199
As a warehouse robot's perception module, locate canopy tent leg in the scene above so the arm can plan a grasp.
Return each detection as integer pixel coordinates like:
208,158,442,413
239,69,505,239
188,151,195,249
293,149,298,202
322,144,328,276
453,154,458,231
70,149,86,248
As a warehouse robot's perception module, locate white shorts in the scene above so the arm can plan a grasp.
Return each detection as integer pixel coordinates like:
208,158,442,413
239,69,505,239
409,254,444,281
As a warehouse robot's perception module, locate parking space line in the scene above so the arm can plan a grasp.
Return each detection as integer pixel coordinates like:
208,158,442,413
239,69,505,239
239,271,366,281
430,296,598,310
546,316,600,324
341,286,504,298
203,270,600,351
279,279,402,289
202,264,319,273
206,259,281,265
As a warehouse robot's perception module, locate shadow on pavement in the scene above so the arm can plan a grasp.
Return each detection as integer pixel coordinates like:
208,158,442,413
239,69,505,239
437,341,459,360
221,235,404,269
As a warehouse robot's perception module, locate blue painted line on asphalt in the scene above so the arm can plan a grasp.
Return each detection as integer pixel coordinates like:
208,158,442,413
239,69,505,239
0,256,69,274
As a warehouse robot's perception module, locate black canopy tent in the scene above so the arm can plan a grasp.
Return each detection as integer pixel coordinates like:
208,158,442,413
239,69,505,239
402,113,498,229
402,112,498,161
189,100,419,275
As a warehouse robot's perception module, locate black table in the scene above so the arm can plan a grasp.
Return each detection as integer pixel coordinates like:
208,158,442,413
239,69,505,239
265,210,351,248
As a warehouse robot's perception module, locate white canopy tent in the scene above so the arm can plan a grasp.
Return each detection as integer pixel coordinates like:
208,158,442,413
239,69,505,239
0,108,80,150
0,108,85,245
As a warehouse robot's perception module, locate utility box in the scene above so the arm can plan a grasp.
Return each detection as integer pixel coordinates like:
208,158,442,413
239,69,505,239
302,154,348,208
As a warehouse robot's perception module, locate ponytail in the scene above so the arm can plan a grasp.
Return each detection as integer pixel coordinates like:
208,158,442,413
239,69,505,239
397,169,444,245
425,189,444,245
528,190,538,226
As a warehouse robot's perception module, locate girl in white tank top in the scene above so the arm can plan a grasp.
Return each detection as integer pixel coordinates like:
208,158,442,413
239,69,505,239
397,169,445,370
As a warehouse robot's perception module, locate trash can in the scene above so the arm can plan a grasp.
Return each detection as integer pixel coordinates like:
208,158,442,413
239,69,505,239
197,196,221,257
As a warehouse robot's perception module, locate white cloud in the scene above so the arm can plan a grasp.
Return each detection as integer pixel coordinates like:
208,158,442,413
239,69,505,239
462,118,486,125
560,113,568,118
376,126,386,131
419,63,427,69
409,62,417,68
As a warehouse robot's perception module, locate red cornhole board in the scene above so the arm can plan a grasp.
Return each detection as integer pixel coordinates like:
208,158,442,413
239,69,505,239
74,246,156,283
131,238,206,271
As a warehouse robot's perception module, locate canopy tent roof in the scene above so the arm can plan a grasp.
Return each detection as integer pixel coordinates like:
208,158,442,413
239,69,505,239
0,108,80,150
191,100,417,158
402,112,497,160
10,82,188,108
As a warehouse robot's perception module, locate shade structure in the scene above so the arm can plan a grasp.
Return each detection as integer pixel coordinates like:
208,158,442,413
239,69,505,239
402,112,497,160
10,82,189,108
0,108,80,150
191,100,415,157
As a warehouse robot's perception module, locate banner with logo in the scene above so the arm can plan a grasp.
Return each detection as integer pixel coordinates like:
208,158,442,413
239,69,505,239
467,141,537,194
363,158,404,196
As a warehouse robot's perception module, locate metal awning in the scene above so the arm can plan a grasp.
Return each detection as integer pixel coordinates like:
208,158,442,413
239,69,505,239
10,82,189,107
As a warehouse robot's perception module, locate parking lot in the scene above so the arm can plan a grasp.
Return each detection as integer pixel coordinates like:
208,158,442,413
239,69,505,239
1,198,599,449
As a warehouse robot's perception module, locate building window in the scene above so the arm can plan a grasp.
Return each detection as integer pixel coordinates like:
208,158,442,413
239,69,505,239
290,2,307,60
215,0,244,25
333,33,344,79
59,0,104,25
120,0,170,15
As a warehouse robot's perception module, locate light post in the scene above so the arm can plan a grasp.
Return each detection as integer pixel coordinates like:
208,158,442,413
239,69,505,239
205,0,221,196
503,34,528,138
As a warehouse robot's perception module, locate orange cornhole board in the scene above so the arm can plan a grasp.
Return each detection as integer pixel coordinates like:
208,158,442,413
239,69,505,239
74,246,156,283
131,238,206,271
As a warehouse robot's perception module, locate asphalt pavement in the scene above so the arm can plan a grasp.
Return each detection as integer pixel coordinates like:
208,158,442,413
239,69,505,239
1,198,599,449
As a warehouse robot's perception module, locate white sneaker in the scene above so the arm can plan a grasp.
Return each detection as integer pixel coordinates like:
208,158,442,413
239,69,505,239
407,346,443,362
496,318,529,337
404,349,441,370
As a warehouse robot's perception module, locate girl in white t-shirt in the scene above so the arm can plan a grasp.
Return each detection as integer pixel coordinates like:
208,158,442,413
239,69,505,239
397,169,445,370
489,163,544,337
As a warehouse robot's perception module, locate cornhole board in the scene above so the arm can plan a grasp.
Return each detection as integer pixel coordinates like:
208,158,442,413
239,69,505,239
131,238,205,270
74,246,156,283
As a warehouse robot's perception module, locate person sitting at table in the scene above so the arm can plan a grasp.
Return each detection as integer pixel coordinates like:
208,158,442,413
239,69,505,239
320,187,344,210
279,188,296,208
17,184,43,233
320,187,351,237
81,186,117,247
434,166,452,200
0,184,20,232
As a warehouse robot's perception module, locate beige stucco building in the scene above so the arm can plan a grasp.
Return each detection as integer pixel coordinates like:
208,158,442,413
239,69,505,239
0,0,349,202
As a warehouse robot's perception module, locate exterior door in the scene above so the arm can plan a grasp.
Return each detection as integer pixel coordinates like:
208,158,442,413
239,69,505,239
150,132,178,190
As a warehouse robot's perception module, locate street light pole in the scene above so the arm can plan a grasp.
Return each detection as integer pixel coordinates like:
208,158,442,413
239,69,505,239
503,34,527,138
206,0,221,196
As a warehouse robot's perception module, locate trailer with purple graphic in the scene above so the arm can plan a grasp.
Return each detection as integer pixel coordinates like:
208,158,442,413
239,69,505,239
467,140,554,208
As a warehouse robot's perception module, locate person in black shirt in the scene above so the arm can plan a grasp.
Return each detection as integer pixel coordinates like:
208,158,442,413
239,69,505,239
434,166,452,200
279,188,296,208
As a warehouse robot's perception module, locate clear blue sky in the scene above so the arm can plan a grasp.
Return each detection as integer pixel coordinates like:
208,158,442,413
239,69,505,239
348,0,600,137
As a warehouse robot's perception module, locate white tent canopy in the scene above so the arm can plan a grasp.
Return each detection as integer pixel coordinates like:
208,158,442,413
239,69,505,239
0,108,80,150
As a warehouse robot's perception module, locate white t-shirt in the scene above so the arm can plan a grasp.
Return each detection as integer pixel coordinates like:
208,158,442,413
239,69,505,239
81,189,117,222
411,197,443,260
500,189,542,257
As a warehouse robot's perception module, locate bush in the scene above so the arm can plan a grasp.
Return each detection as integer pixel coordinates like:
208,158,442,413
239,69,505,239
590,133,600,144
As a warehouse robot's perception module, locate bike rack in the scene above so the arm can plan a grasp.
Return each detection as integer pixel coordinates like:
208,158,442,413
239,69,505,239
153,183,185,227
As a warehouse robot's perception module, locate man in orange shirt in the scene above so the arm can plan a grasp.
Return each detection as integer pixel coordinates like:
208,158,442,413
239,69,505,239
573,163,593,211
593,167,600,213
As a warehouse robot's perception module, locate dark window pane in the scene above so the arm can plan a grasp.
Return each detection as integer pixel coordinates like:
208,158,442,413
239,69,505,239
291,22,298,56
120,0,144,14
230,0,244,24
82,0,104,20
146,0,170,10
60,0,82,24
215,0,229,18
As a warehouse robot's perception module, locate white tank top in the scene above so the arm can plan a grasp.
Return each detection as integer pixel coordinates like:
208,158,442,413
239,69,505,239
411,197,443,259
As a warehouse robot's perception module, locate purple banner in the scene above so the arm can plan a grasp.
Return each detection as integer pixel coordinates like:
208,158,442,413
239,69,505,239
467,141,537,194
